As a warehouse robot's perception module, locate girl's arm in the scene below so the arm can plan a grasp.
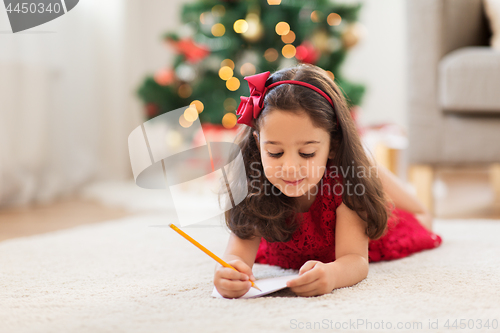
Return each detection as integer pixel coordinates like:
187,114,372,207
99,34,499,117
214,232,262,273
328,202,370,290
213,232,261,298
327,160,432,290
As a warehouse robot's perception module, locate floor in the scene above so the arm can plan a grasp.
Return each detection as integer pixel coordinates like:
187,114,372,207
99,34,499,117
433,165,500,219
4,208,498,332
0,166,499,242
0,196,130,242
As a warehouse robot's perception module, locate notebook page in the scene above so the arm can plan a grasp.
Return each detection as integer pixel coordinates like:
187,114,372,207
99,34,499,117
211,274,300,299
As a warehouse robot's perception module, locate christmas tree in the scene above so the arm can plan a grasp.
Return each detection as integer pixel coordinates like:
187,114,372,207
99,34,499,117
137,0,366,129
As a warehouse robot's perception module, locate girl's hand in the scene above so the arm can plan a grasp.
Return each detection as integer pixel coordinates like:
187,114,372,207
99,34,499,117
286,260,335,297
214,259,256,299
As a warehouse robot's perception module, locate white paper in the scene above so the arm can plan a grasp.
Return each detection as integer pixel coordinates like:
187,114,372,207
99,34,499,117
211,274,300,299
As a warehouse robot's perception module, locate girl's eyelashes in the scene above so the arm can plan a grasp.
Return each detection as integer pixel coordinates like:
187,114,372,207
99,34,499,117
267,152,316,159
267,152,283,158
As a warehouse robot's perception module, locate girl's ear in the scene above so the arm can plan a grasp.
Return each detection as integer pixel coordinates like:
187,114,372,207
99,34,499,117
253,131,260,151
328,147,335,160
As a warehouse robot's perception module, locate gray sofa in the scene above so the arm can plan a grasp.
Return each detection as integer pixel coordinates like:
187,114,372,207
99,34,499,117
406,0,500,165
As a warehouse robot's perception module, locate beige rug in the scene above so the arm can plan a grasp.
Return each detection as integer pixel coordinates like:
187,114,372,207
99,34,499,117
1,213,499,333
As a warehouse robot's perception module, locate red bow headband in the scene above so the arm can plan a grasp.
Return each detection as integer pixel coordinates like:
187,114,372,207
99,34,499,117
235,71,338,128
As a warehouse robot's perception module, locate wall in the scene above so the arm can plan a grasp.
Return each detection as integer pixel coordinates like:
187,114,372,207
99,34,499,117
339,0,407,128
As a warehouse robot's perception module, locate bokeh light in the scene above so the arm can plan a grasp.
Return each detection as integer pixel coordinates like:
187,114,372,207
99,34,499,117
179,114,192,128
281,30,296,44
224,98,237,111
264,48,279,62
311,11,321,23
326,70,335,81
221,59,235,70
211,5,225,17
267,0,281,4
240,62,256,76
190,100,204,113
275,22,290,35
282,44,296,58
211,23,225,37
233,19,248,33
219,66,233,80
226,77,240,91
222,113,237,129
165,130,183,149
327,13,342,26
178,84,192,98
183,106,199,122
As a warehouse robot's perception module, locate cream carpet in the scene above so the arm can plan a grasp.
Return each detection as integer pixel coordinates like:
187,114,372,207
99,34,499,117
1,213,499,333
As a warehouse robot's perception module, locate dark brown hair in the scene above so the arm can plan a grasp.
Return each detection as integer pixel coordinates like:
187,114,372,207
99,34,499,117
218,63,393,243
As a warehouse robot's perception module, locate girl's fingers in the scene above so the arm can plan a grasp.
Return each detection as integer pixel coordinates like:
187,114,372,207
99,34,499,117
228,261,253,280
219,267,249,281
295,289,320,297
289,278,320,294
298,260,318,275
222,268,249,281
287,269,316,288
220,278,252,292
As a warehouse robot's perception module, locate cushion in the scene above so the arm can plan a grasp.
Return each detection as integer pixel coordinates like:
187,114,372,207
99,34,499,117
439,47,500,113
484,0,500,50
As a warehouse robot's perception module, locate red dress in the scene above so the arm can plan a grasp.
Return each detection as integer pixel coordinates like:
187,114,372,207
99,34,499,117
254,168,443,270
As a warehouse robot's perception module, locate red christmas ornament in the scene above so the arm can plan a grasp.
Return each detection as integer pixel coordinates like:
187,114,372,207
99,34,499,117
295,40,320,64
154,68,175,86
166,37,211,63
145,103,160,118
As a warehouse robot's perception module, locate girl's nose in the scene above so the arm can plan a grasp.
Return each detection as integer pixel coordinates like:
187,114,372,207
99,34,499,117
282,155,301,177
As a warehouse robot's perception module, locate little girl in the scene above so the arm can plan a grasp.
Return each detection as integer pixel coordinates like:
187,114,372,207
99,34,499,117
213,63,442,298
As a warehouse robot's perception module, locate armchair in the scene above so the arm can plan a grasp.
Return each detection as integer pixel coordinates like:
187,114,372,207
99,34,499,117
406,0,500,213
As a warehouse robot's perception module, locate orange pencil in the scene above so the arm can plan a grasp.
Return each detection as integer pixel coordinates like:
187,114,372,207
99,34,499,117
169,223,261,291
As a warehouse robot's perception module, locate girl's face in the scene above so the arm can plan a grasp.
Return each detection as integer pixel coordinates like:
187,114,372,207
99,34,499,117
253,109,334,201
